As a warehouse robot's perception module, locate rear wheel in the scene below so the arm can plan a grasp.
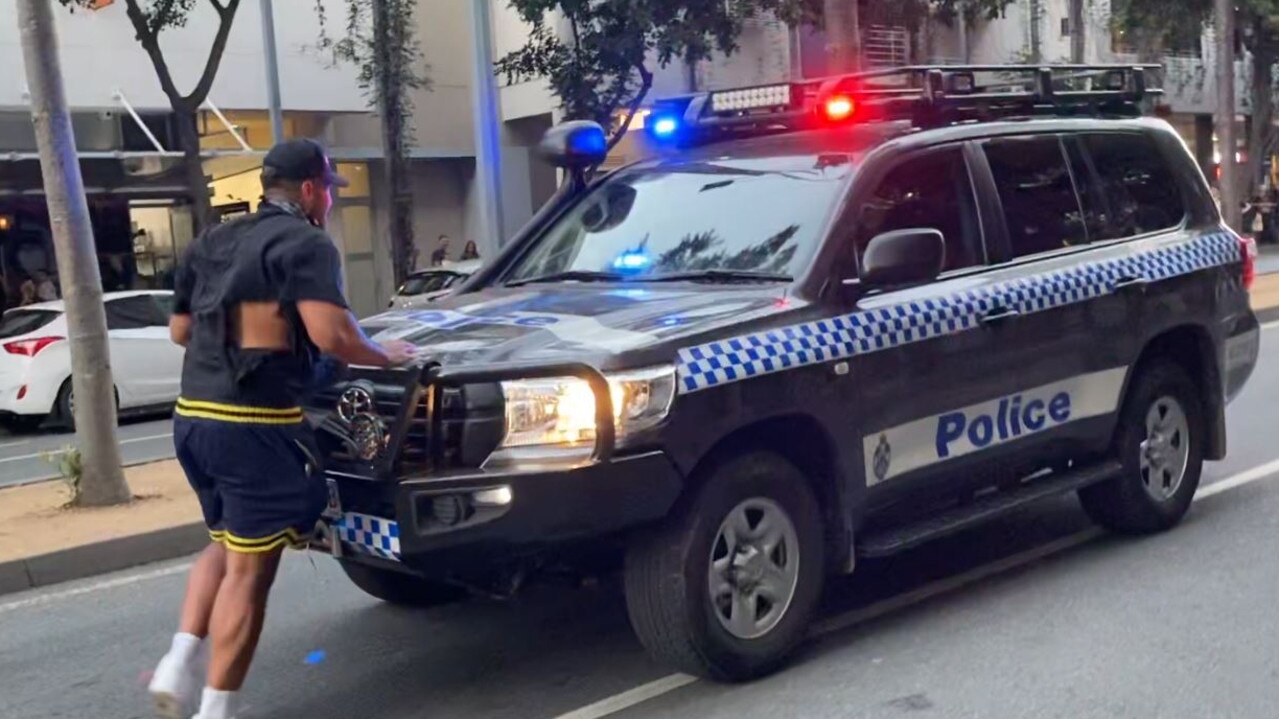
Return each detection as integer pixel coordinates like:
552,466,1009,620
55,380,118,431
339,561,468,608
1079,360,1205,534
624,452,825,682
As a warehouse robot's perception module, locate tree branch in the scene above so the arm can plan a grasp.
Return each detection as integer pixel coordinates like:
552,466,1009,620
608,63,653,152
210,0,228,14
149,0,178,36
123,0,182,102
184,0,242,105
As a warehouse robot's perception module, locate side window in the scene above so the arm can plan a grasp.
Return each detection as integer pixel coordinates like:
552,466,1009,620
152,293,175,318
984,136,1087,259
858,147,983,273
105,296,166,330
1083,133,1187,239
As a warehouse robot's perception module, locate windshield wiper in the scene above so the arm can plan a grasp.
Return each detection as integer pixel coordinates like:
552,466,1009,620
646,270,792,284
506,270,626,287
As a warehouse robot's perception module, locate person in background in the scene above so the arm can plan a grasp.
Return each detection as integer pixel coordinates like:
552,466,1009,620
33,270,57,301
430,234,451,267
18,275,38,306
461,240,480,261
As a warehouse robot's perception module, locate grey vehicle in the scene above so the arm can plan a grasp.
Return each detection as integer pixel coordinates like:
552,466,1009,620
307,65,1260,682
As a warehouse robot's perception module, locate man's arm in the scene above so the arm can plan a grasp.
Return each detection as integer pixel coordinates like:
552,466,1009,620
170,314,192,347
296,301,407,367
284,236,414,367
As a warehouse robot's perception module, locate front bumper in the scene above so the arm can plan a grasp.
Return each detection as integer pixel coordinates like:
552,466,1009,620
314,450,684,574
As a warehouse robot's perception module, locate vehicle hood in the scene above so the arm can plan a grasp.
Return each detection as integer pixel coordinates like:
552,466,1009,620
360,284,803,370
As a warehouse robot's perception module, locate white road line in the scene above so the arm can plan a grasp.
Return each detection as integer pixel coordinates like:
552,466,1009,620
0,562,192,616
0,433,172,465
1261,319,1279,332
0,440,30,449
549,459,1279,719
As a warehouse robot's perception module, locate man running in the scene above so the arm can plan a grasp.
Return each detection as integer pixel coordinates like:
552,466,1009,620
147,139,417,719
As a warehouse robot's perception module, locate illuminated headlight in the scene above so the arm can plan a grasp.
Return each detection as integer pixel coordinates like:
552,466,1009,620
490,365,676,464
711,84,792,113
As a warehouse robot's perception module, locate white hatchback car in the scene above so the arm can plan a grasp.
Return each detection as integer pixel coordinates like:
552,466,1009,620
0,290,184,430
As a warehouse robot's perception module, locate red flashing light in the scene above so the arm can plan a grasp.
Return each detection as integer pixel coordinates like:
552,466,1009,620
823,95,856,122
1240,234,1258,291
3,336,63,357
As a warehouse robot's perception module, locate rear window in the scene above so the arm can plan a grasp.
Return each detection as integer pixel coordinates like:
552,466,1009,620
0,310,59,339
1081,133,1187,239
400,273,456,296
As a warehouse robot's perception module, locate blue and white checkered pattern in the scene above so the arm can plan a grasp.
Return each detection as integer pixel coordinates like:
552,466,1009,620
335,512,401,562
677,233,1240,394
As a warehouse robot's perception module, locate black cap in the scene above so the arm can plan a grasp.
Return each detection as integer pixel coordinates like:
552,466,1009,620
261,139,348,188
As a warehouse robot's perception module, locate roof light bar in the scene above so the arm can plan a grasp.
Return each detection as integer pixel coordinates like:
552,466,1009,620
710,83,793,114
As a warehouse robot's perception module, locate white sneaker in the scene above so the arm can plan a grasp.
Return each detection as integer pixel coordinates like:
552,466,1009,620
147,650,202,719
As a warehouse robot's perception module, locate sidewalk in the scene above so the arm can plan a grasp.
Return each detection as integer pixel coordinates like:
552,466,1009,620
0,461,206,596
4,272,1279,599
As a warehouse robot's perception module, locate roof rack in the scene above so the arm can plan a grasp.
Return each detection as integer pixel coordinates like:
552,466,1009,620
647,64,1165,145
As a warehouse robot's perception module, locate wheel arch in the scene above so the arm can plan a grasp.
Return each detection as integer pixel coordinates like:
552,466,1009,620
1130,324,1225,460
685,414,850,574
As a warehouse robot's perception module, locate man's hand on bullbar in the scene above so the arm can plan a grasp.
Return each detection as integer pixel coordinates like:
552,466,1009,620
381,339,420,366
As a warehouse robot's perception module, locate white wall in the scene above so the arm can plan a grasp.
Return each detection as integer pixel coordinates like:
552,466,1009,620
0,0,365,112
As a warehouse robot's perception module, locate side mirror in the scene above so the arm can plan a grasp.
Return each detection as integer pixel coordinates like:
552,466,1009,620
538,121,608,170
860,228,946,288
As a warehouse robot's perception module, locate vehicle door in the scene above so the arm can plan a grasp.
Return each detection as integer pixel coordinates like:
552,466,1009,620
845,135,1118,513
106,295,183,406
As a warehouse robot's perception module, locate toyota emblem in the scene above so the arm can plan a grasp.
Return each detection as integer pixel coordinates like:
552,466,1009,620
337,385,375,423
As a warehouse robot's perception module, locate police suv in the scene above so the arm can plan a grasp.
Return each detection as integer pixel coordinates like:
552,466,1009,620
309,65,1260,681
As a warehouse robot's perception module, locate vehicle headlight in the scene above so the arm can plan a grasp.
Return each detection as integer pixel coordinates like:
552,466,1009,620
491,365,676,463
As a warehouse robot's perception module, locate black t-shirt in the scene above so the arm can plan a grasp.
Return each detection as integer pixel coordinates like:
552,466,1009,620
175,203,348,408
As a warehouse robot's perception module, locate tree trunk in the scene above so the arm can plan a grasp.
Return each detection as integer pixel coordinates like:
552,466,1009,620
1216,0,1242,229
174,106,212,233
824,0,860,74
373,0,416,286
1246,23,1275,202
17,0,130,507
1069,0,1085,63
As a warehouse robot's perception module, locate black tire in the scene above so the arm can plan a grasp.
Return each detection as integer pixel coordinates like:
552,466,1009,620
1079,360,1205,534
624,452,825,682
55,380,118,431
339,561,468,608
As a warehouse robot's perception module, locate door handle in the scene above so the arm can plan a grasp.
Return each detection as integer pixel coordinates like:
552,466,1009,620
1112,276,1150,294
979,306,1022,326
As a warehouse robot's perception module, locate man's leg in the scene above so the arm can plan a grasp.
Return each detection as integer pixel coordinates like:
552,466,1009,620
148,542,226,718
206,547,285,691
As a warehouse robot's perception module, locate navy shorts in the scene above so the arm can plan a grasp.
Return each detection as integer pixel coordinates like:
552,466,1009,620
174,399,327,554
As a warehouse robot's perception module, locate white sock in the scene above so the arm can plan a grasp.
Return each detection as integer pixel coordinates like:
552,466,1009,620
168,632,203,664
196,687,239,719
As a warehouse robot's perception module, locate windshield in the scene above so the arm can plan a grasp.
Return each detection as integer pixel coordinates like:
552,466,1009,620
0,310,59,339
506,154,853,284
400,273,457,296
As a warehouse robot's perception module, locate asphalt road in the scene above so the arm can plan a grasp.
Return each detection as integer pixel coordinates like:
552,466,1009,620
0,415,174,489
2,327,1279,719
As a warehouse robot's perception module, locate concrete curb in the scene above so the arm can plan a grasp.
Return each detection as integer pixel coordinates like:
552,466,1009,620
1258,306,1279,325
0,522,207,599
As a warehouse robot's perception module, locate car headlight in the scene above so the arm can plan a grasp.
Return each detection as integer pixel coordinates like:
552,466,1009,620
490,365,676,464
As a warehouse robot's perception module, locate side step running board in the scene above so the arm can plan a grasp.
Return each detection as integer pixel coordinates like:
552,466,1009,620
858,460,1123,558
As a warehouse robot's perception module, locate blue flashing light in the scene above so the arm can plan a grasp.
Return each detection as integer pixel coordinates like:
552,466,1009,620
612,249,652,274
651,116,680,139
570,127,607,155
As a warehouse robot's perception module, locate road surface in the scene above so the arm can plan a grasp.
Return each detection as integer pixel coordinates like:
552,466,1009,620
0,416,174,489
2,327,1278,719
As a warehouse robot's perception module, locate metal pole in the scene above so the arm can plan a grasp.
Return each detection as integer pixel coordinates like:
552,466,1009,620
469,0,505,256
259,0,285,144
1216,0,1241,229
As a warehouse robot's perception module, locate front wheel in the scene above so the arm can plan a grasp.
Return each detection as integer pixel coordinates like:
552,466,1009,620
624,452,825,682
1079,360,1205,534
339,561,468,608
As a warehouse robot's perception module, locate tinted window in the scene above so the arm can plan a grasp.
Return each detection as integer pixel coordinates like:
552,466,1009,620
105,296,166,330
1083,133,1187,238
507,154,854,282
400,273,455,296
0,310,58,339
152,293,175,317
985,136,1087,258
858,147,983,272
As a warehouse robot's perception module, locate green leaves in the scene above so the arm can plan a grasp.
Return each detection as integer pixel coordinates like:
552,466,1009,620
496,0,822,147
